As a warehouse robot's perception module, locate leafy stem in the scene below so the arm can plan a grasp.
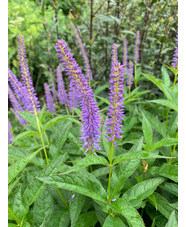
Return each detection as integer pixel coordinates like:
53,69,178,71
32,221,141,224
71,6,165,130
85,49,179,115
107,141,114,203
8,207,21,226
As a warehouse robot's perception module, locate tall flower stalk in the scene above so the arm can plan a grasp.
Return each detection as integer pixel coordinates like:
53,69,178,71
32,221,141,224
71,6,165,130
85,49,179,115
123,37,128,75
70,22,92,83
55,39,100,153
133,30,140,88
172,32,178,69
18,35,48,165
44,83,56,112
18,34,40,113
106,44,124,202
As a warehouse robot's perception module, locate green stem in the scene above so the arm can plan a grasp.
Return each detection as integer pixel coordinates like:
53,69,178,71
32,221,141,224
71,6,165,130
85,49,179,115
107,141,114,202
8,207,21,225
56,187,69,209
172,72,178,90
34,110,49,165
168,131,178,164
65,103,70,116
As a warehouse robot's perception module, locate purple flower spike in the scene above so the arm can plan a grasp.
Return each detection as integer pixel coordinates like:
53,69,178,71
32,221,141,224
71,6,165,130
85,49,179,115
70,22,92,81
172,32,178,69
8,85,27,125
133,31,140,63
111,43,118,66
106,45,124,145
127,61,134,89
18,34,40,113
56,66,68,105
69,80,79,111
8,68,28,109
44,83,56,112
55,39,101,152
8,120,13,144
123,37,128,75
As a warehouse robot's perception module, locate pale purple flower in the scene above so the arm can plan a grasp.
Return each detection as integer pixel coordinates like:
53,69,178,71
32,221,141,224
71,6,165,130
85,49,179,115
106,45,124,146
56,66,68,105
68,80,79,111
44,83,56,112
127,61,134,89
8,68,28,109
49,67,57,102
111,43,118,66
70,22,92,81
8,84,27,125
8,120,13,144
123,37,128,75
172,32,178,69
133,31,140,63
18,34,40,113
55,39,101,152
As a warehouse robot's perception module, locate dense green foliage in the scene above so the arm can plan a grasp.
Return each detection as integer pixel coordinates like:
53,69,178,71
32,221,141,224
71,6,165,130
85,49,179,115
8,1,178,226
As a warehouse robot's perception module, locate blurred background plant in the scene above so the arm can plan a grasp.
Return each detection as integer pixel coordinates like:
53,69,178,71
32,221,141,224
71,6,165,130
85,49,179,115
8,0,177,95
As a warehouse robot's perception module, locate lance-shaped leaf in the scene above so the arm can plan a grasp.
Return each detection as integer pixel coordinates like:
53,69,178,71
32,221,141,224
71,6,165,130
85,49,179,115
113,151,171,165
111,160,140,199
165,211,178,227
122,177,165,207
13,130,40,143
38,170,107,202
107,198,145,227
103,215,125,227
142,113,153,149
20,153,68,219
150,138,178,151
75,211,98,227
59,155,109,175
8,147,42,184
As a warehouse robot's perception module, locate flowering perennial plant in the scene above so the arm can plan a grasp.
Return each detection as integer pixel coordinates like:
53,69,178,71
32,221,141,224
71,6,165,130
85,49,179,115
134,30,140,63
44,83,56,112
111,43,118,66
123,37,128,75
127,61,134,89
106,46,124,146
18,34,40,113
56,66,68,105
8,85,27,125
172,32,178,69
70,22,92,81
55,39,100,152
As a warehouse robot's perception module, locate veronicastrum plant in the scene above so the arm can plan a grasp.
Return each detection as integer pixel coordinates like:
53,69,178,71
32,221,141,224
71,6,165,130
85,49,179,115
8,27,178,227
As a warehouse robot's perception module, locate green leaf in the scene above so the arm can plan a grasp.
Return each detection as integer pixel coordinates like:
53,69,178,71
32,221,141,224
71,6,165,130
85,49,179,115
161,65,170,87
75,211,98,227
11,186,24,220
113,151,170,165
148,99,178,112
21,154,68,219
18,111,38,129
94,84,109,95
8,147,45,168
159,183,178,196
41,115,70,133
60,155,109,175
103,215,125,227
69,194,85,227
38,170,107,202
122,178,164,207
32,188,54,226
150,193,175,219
150,163,178,182
108,198,145,227
150,138,178,151
13,130,40,142
111,160,140,199
95,14,113,22
141,110,167,137
47,209,70,227
8,147,41,184
109,15,121,24
165,211,178,227
148,193,158,210
142,113,153,149
96,95,110,105
8,177,20,196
